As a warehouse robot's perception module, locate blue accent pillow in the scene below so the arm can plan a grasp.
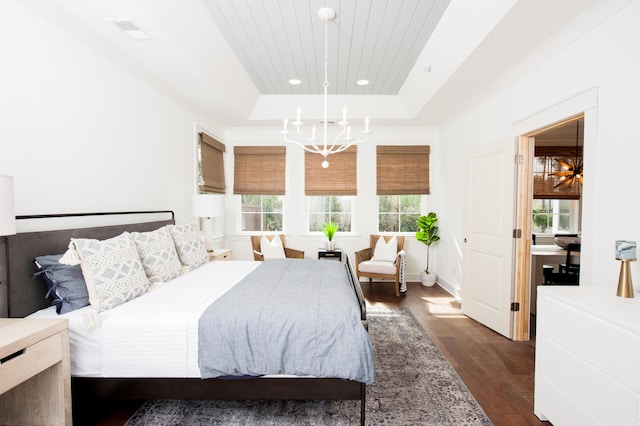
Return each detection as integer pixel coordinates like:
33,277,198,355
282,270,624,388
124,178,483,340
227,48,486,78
34,254,89,314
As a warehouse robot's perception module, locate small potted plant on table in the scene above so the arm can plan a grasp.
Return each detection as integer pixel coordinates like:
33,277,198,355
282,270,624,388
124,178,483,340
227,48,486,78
322,222,339,250
416,212,440,287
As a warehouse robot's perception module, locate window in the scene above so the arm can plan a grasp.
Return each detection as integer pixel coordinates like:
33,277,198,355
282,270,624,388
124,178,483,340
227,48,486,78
198,132,225,194
376,145,430,231
532,199,579,233
305,147,356,233
234,147,286,232
533,146,582,200
378,195,421,232
241,195,283,232
308,196,352,232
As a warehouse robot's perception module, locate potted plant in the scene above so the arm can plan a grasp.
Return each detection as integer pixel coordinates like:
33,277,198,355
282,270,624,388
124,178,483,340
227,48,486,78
322,222,339,250
416,212,440,286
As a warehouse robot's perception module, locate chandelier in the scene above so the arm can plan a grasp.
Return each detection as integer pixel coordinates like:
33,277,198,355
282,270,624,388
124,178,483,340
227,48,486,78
281,7,372,169
550,120,583,189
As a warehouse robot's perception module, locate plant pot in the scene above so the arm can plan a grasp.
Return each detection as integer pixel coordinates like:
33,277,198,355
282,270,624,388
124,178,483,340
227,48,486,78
325,240,335,250
420,271,437,287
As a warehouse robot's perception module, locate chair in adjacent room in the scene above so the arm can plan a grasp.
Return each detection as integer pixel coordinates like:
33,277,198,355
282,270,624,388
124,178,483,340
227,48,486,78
250,234,304,261
543,242,581,285
355,235,405,297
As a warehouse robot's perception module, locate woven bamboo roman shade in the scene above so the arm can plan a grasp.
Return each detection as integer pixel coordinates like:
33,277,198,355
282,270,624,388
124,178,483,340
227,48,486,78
234,146,286,195
377,145,430,195
199,132,226,194
305,146,357,196
533,146,582,200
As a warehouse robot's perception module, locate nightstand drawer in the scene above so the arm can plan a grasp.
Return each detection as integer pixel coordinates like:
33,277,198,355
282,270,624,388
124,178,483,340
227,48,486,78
0,333,62,395
318,249,342,261
0,318,71,425
209,249,233,261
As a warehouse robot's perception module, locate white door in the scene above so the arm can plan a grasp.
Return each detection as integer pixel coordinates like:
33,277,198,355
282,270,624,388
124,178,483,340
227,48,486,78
462,140,516,338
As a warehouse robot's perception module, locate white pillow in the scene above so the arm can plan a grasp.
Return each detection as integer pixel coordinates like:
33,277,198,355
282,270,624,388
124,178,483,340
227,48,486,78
371,236,398,262
167,223,208,271
68,232,149,312
260,235,286,260
130,226,183,285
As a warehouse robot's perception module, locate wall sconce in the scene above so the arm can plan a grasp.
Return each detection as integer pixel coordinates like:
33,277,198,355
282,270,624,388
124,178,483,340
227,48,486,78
192,194,224,252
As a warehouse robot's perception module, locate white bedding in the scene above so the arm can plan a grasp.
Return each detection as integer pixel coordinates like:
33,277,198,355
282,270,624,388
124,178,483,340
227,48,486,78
28,261,260,377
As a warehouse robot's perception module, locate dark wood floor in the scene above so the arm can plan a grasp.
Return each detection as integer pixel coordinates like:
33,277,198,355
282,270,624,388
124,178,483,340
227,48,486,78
75,282,549,425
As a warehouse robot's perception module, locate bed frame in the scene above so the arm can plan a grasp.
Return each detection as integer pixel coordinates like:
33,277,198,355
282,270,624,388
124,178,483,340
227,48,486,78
5,211,368,425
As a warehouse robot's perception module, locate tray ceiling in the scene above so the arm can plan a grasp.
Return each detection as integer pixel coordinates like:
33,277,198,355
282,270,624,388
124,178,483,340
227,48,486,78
201,0,450,96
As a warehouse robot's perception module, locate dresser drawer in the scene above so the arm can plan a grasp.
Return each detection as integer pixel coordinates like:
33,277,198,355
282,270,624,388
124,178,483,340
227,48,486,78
538,336,637,425
0,332,63,395
543,295,640,391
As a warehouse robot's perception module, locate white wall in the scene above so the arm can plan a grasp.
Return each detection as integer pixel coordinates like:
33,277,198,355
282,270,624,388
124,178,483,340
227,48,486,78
0,1,222,230
435,0,640,296
221,125,441,282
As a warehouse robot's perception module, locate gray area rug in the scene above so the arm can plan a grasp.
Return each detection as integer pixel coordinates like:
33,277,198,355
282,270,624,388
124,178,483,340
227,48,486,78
125,306,492,425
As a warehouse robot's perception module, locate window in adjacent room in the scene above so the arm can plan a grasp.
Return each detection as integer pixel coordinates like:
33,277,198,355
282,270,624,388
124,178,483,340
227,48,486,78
234,146,286,232
305,146,356,233
376,145,430,232
532,199,580,234
532,145,582,234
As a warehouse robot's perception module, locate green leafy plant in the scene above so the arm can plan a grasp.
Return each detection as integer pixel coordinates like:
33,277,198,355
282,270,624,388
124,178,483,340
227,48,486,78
322,222,339,241
415,212,440,274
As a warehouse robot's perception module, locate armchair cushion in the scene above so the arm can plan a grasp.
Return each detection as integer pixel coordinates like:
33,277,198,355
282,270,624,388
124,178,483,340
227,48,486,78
358,260,398,275
260,235,286,259
371,236,398,262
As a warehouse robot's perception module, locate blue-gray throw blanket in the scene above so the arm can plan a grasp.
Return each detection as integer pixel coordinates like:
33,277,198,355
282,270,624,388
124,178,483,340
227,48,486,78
198,258,375,385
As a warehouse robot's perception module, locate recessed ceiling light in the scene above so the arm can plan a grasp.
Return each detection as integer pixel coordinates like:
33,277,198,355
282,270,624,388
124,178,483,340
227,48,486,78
356,79,370,86
289,79,302,85
109,19,150,41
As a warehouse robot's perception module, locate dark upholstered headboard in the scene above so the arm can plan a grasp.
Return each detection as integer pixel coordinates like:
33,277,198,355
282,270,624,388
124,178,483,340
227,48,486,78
5,211,175,318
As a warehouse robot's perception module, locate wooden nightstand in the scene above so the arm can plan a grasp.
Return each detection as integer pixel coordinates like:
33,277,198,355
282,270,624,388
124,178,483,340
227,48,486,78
209,248,233,261
0,318,71,426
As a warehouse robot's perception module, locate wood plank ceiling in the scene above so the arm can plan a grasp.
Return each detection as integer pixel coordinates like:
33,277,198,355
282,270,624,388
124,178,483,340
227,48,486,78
201,0,451,96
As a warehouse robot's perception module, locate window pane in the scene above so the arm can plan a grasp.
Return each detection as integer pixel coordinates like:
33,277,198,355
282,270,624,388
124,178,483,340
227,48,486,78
241,195,283,232
331,213,351,232
308,196,352,232
531,198,578,234
309,213,327,232
400,213,420,232
379,214,399,232
378,195,420,232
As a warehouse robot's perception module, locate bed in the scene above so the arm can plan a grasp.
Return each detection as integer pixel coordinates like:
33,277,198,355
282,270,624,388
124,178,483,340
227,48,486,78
4,211,372,425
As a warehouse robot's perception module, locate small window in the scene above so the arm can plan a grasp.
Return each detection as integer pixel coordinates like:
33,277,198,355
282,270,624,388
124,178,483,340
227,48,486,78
378,195,421,232
532,199,578,233
241,195,283,232
308,196,352,232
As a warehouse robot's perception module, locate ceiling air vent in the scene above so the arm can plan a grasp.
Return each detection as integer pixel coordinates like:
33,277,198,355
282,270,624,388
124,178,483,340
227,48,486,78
110,19,150,41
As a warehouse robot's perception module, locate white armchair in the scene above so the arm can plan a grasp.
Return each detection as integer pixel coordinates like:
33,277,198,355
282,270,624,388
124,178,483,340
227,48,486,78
355,235,405,297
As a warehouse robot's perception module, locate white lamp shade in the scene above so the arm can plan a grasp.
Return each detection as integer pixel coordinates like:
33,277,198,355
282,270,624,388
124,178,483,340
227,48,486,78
192,194,224,218
0,175,16,236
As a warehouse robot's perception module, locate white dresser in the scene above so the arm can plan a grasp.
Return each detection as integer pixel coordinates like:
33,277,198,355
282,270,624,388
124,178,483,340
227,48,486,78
534,286,640,425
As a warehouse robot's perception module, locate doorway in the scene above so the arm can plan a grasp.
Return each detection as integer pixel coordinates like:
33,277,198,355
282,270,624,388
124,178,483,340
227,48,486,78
515,113,585,340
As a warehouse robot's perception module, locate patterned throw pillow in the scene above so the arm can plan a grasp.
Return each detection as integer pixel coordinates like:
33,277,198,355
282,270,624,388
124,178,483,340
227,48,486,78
168,223,208,271
70,232,149,312
130,226,183,285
